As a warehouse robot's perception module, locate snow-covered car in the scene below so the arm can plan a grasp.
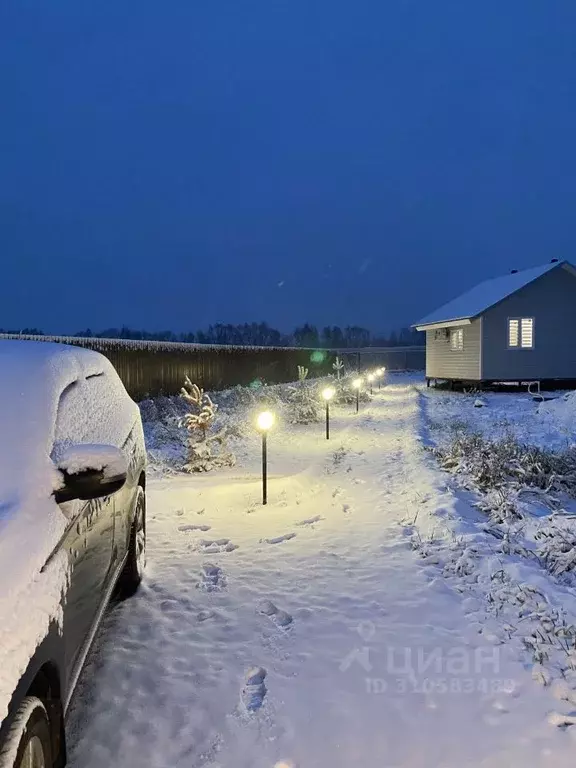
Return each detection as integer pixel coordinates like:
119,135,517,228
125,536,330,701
0,340,147,768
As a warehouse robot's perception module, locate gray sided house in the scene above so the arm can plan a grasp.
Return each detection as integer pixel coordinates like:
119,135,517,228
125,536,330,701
413,260,576,384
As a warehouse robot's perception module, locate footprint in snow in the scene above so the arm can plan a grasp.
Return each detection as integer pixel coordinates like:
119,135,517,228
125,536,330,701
342,504,352,514
240,667,267,712
258,600,293,628
178,524,212,532
260,533,296,545
176,508,205,516
197,563,226,592
296,515,323,527
197,609,216,622
196,538,238,553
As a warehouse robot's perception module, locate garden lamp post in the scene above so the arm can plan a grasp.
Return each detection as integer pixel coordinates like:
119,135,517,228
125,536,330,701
352,378,363,413
367,373,375,395
256,411,275,505
322,386,335,439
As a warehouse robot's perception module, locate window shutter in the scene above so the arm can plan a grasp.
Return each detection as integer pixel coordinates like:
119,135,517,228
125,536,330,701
450,328,463,350
508,318,533,348
520,318,533,348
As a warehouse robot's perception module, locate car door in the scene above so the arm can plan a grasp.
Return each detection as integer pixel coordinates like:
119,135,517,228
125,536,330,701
81,371,141,570
51,379,116,687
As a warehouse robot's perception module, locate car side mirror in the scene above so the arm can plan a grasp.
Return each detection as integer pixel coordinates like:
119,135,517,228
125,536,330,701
54,444,128,505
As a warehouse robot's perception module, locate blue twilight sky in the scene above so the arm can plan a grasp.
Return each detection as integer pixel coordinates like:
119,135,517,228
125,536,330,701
1,0,576,335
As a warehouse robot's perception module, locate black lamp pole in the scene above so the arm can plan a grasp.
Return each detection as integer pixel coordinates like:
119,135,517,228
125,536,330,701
325,400,330,440
262,431,268,505
356,388,359,414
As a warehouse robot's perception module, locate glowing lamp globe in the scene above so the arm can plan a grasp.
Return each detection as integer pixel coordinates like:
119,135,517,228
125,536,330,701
257,411,275,431
322,386,336,401
352,378,363,390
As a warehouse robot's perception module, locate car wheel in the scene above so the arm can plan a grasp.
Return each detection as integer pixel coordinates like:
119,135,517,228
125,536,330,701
117,486,146,599
0,697,53,768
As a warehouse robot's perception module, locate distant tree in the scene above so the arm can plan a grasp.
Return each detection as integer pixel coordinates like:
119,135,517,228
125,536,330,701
344,326,370,348
68,321,423,348
293,323,320,348
321,325,345,348
0,328,44,336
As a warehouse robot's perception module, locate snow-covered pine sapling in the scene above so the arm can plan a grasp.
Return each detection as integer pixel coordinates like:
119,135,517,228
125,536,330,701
334,374,370,406
180,376,216,439
179,376,235,472
298,365,309,382
332,356,344,380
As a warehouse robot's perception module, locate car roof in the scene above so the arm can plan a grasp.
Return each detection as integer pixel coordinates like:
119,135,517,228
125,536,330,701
0,339,109,385
0,340,125,499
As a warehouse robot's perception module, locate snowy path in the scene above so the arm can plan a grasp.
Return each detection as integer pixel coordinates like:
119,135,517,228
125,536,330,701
67,383,572,768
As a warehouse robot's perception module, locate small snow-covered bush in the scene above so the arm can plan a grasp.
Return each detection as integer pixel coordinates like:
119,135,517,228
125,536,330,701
536,524,576,578
139,395,190,466
333,375,371,406
286,376,320,424
180,376,236,472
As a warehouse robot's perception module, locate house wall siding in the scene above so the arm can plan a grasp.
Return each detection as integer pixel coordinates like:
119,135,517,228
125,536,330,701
482,266,576,380
425,320,481,379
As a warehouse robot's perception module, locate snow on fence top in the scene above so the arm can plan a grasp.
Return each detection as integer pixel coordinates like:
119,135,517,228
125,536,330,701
0,334,324,354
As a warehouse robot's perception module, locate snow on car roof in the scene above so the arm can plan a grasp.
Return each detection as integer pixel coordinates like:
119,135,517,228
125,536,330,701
0,339,109,472
414,261,572,329
0,339,139,498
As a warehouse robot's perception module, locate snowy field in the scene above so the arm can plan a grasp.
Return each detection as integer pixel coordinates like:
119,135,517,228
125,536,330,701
424,384,576,452
65,375,576,768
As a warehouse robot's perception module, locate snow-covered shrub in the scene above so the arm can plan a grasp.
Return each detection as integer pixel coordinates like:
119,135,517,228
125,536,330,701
286,376,320,424
139,395,190,467
333,375,371,406
433,433,576,496
179,376,235,472
536,523,576,578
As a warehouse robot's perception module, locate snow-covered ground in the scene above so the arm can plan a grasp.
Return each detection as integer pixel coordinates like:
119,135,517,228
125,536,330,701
66,376,576,768
423,384,576,451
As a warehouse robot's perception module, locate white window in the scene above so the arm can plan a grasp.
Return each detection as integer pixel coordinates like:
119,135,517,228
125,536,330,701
450,328,464,351
508,317,534,348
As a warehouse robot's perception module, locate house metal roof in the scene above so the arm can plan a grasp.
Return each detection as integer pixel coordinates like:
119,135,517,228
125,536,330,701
414,261,574,330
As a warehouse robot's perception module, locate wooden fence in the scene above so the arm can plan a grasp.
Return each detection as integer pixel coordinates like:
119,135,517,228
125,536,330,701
0,334,424,400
